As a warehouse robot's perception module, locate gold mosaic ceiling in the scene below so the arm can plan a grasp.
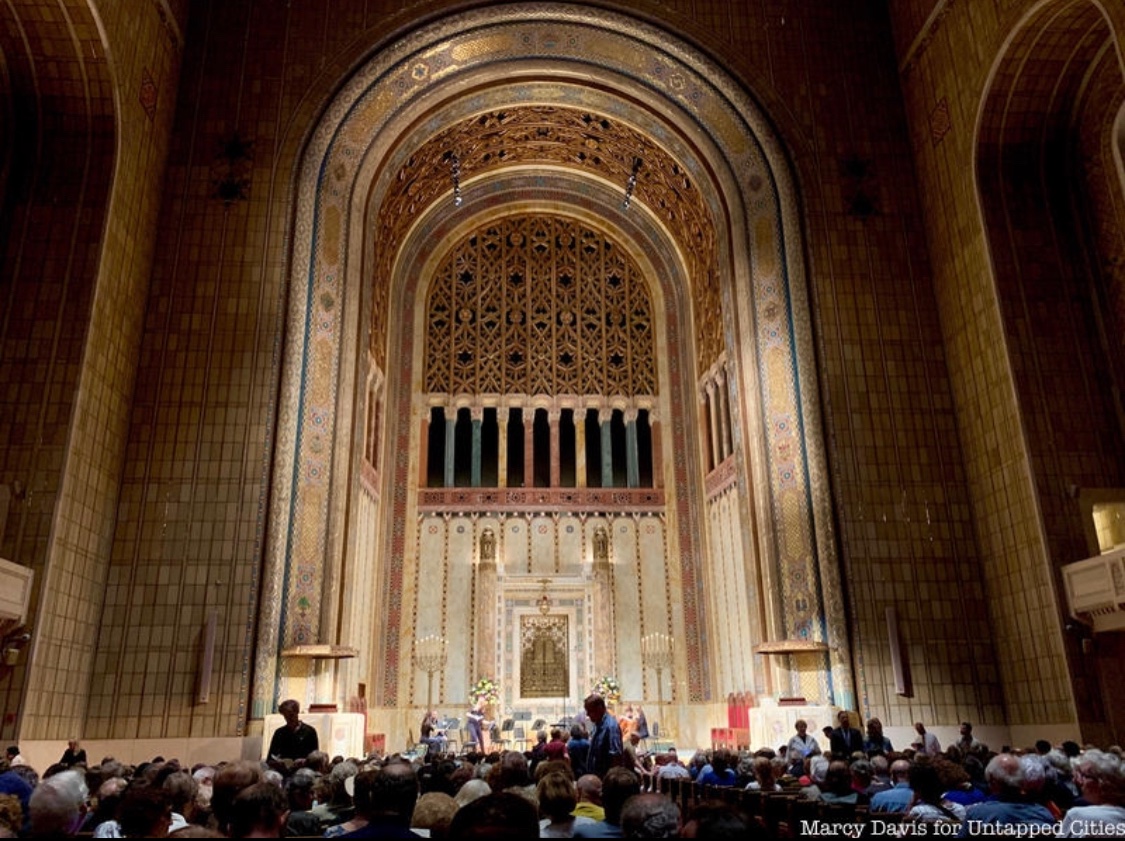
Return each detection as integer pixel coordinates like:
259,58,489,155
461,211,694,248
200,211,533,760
371,105,724,376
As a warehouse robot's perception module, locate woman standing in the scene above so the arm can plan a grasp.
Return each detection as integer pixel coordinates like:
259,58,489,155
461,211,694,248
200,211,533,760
787,719,822,776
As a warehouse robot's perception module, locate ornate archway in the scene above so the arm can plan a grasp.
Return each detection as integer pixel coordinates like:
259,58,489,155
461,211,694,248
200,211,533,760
258,3,851,739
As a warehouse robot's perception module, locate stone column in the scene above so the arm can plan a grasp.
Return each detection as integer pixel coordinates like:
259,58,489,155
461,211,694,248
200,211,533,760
524,409,535,488
444,407,457,487
650,409,663,489
548,407,561,488
716,370,733,461
497,408,508,488
705,380,722,469
470,405,483,487
477,527,498,684
599,408,614,488
697,390,711,472
591,524,614,679
624,407,640,488
575,407,587,488
418,410,430,486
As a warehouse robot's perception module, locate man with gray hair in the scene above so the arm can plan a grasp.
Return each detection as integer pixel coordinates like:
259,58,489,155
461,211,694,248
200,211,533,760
958,753,1056,836
870,759,913,812
621,792,680,838
28,768,88,837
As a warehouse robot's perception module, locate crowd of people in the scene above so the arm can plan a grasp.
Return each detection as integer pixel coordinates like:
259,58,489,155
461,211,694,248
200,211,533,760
0,702,1122,838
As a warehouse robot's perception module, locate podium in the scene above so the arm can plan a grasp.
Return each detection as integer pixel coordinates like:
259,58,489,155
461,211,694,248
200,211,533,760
748,703,837,754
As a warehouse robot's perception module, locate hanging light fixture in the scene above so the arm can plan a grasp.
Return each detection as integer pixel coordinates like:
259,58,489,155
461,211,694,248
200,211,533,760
537,578,552,614
444,151,463,207
622,156,643,209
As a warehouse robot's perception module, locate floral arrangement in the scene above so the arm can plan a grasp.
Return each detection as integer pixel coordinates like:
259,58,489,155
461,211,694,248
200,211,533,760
591,675,622,705
469,677,500,705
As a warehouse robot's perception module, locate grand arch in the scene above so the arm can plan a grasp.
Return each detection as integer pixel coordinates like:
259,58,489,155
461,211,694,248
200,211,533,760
258,3,851,741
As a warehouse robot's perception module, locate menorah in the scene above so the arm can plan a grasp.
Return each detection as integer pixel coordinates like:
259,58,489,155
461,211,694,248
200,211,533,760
413,635,448,717
641,632,675,739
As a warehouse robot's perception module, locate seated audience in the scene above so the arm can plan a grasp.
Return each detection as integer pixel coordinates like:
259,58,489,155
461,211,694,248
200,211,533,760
339,761,420,839
448,791,539,840
211,760,262,836
537,770,587,838
411,791,457,839
680,802,757,840
870,759,913,812
574,767,640,838
118,785,174,839
620,792,680,838
227,782,288,839
959,753,1057,834
28,769,87,838
903,762,966,825
573,774,605,822
1060,750,1125,837
283,767,320,836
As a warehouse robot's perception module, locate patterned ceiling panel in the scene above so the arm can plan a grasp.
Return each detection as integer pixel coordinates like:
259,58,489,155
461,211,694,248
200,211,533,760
371,104,722,377
424,214,657,399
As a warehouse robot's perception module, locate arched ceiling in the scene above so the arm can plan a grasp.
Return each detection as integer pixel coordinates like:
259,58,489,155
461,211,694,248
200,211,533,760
370,101,725,376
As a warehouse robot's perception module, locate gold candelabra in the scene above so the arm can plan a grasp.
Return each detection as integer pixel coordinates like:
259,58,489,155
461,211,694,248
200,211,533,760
413,635,448,718
641,632,674,740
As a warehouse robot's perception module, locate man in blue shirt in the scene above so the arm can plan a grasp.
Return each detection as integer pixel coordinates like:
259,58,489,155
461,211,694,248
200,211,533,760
584,694,623,778
870,759,914,812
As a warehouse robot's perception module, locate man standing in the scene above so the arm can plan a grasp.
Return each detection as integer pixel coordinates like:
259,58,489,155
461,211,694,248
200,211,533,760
829,711,864,758
957,722,982,753
911,721,941,756
268,699,319,761
584,694,623,778
60,740,87,768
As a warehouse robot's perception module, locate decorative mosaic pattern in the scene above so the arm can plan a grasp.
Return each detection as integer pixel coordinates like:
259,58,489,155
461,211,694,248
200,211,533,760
424,215,657,398
260,4,849,713
417,488,665,513
376,106,718,378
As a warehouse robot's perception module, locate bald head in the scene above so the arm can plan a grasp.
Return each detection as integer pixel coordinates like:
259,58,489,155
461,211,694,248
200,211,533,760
576,774,603,804
889,760,911,783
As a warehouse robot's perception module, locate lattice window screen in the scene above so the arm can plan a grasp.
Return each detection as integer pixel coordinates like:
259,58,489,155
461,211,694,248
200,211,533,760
424,216,658,399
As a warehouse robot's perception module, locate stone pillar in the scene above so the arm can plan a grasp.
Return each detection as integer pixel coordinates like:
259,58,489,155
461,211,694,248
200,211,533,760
650,410,663,489
575,408,587,488
716,370,732,461
524,409,535,488
444,407,457,487
624,407,640,488
591,524,614,679
418,410,430,486
470,406,483,487
548,408,561,488
497,408,508,488
599,409,614,488
698,390,711,472
705,380,722,469
477,528,498,683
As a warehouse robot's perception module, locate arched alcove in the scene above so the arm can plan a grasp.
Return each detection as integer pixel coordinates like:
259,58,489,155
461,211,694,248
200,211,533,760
259,3,850,742
975,0,1125,741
